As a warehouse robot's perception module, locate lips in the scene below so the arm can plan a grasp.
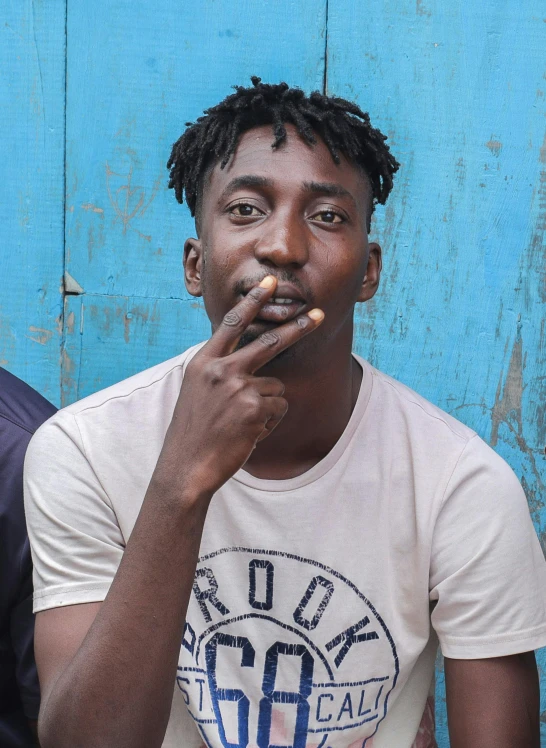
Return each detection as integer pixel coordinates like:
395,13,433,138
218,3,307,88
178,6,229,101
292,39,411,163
241,283,306,324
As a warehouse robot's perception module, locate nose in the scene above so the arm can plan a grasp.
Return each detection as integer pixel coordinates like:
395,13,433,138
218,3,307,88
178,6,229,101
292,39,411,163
253,210,308,269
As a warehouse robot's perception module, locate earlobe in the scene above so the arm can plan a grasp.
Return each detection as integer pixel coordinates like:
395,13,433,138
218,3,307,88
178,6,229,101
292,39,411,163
184,238,203,297
358,242,382,302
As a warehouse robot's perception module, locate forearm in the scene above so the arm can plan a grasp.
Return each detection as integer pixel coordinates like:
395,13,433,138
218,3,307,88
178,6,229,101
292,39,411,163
39,479,211,748
445,653,540,748
36,281,316,748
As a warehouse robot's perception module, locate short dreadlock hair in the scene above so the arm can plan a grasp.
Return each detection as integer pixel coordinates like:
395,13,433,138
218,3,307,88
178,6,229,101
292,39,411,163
167,77,399,232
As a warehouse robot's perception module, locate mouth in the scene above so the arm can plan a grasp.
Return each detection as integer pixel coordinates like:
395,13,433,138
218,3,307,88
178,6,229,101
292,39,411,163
240,285,307,324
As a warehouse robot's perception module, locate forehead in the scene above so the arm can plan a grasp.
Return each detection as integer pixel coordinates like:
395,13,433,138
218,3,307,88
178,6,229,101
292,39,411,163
204,123,370,206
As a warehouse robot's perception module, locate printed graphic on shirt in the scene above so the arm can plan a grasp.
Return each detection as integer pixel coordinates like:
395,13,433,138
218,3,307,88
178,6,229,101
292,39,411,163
177,548,399,748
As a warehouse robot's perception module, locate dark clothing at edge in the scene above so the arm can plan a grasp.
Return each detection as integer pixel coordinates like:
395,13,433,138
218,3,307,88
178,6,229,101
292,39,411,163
0,368,56,747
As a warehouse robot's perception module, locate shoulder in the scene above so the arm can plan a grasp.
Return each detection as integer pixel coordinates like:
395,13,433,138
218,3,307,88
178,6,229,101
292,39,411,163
0,368,56,437
27,343,205,470
369,367,518,480
65,343,204,419
45,343,205,436
358,359,513,498
364,360,476,445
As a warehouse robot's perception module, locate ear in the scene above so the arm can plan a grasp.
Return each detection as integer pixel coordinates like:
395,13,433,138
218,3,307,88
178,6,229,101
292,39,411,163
357,242,382,302
183,238,203,297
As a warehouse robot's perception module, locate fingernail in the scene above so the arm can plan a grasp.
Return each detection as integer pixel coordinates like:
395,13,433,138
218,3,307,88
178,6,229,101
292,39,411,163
259,275,276,289
308,308,324,321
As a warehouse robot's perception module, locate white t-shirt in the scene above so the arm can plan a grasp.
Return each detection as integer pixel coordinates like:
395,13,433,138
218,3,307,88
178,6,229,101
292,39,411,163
24,346,546,748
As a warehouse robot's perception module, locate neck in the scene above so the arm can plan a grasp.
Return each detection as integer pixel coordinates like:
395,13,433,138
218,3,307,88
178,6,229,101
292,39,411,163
243,336,362,481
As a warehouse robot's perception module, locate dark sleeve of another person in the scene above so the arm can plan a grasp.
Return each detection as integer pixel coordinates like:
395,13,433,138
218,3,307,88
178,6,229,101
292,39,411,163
0,369,56,747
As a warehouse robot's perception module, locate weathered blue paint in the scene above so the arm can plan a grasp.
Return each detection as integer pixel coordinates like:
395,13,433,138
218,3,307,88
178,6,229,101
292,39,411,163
61,0,326,398
327,1,546,741
0,0,65,404
62,295,211,401
2,1,545,743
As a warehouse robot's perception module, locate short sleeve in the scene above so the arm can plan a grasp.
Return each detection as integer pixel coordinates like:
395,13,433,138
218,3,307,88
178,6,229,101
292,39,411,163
429,435,546,659
24,411,125,613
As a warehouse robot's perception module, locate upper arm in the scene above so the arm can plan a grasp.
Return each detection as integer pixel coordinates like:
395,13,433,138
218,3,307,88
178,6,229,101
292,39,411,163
430,437,546,659
444,653,540,748
35,602,101,707
24,413,124,614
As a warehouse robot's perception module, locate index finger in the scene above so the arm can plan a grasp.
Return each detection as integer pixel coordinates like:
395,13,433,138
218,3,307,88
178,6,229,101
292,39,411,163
204,275,278,357
233,307,325,374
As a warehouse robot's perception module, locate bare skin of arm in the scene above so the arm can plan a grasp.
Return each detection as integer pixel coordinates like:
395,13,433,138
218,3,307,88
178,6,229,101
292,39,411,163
445,652,540,748
34,276,324,748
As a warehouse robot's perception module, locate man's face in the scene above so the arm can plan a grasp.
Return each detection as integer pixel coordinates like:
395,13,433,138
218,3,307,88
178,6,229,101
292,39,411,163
184,124,381,363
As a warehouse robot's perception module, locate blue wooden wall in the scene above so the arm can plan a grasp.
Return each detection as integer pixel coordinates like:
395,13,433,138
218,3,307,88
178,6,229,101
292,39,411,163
2,1,545,743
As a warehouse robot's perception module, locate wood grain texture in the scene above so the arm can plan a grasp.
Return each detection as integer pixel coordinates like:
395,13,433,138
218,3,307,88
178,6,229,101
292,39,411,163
326,1,546,743
0,0,65,404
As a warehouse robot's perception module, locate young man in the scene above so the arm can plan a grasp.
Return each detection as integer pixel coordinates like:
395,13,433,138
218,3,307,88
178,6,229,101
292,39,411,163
25,79,546,748
0,368,56,746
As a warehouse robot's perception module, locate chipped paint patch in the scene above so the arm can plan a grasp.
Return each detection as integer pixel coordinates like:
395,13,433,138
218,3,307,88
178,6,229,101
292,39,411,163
526,131,546,302
65,311,75,336
486,139,503,156
491,335,524,447
81,202,104,213
26,326,53,345
416,0,432,17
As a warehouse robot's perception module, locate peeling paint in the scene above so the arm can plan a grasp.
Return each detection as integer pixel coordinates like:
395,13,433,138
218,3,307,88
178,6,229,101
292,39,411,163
87,226,94,263
81,202,104,213
416,0,432,17
60,348,76,407
26,326,53,345
65,311,75,336
526,131,546,302
485,139,503,156
491,335,524,447
124,310,131,343
105,158,161,242
455,156,466,187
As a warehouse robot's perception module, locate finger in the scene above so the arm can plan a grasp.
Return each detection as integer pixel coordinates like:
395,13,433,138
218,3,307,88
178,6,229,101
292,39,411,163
256,397,289,442
254,376,285,397
204,275,278,357
234,308,325,374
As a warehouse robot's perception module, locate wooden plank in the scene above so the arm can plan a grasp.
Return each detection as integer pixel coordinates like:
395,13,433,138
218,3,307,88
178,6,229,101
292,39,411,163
326,1,546,742
0,0,66,405
62,294,211,402
64,0,327,302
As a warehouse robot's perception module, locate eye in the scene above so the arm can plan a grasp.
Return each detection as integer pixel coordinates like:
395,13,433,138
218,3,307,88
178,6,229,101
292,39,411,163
229,203,264,217
311,209,345,224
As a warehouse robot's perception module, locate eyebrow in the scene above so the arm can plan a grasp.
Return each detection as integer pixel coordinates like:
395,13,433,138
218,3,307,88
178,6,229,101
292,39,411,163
219,175,273,201
302,181,355,204
218,175,356,205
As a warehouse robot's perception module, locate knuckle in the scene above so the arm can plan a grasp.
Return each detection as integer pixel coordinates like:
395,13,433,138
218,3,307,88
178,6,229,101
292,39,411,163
228,375,245,394
222,310,244,329
296,315,310,330
204,360,225,386
259,331,281,348
246,288,264,305
242,394,261,418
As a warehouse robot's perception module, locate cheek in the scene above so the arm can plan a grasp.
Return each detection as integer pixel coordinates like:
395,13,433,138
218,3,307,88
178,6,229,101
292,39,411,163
202,235,241,279
200,242,242,323
321,250,368,305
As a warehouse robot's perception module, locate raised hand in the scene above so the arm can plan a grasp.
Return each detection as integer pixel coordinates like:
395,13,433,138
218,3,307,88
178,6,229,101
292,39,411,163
157,275,324,499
